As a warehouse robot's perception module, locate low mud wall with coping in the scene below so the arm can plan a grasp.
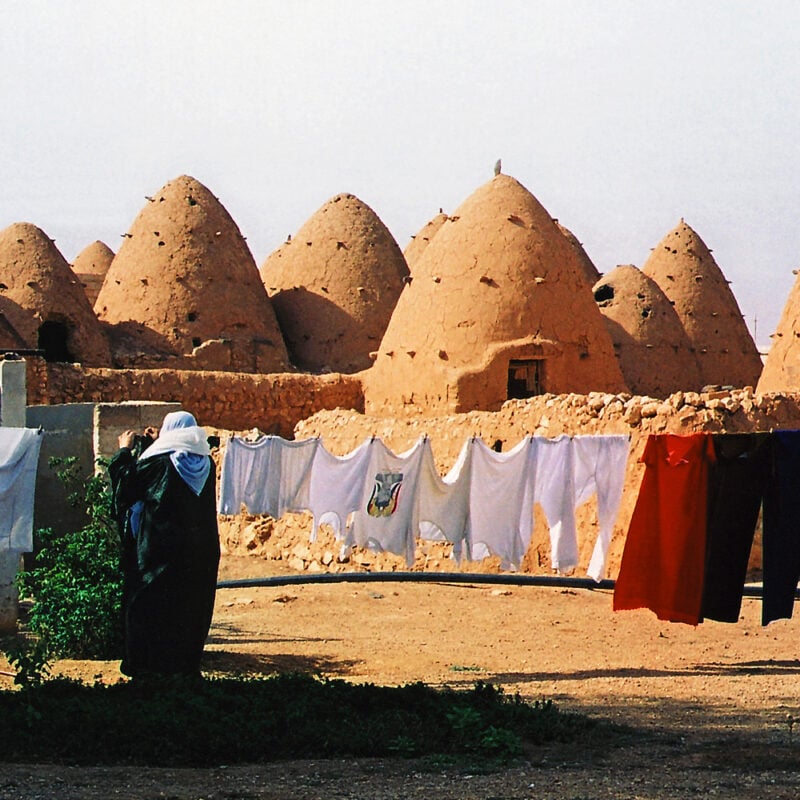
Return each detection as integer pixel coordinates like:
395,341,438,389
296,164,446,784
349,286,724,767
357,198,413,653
25,359,364,437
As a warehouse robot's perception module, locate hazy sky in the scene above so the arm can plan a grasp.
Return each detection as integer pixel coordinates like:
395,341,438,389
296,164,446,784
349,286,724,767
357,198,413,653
2,1,798,347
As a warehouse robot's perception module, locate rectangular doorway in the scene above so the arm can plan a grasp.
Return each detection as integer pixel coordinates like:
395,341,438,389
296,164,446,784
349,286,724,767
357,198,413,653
507,359,544,399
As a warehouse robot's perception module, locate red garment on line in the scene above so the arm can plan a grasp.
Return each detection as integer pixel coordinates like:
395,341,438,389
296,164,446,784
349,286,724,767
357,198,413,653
613,433,715,625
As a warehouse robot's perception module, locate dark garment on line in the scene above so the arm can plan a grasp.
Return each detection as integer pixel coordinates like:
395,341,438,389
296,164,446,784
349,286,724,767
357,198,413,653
110,448,220,678
762,430,800,625
701,433,770,623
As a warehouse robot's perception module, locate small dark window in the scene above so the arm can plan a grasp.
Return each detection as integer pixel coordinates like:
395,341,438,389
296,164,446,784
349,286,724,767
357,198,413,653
38,321,75,363
507,359,544,399
192,337,202,348
187,312,197,322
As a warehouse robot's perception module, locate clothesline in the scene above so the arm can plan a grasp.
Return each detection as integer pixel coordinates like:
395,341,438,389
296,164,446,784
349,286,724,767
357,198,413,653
218,432,630,580
218,430,800,627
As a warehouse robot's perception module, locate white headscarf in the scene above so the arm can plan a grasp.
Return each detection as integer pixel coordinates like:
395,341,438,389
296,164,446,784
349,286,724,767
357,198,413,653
139,411,211,495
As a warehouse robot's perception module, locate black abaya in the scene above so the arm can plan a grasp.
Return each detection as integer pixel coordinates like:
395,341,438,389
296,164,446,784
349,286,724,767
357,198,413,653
109,448,220,678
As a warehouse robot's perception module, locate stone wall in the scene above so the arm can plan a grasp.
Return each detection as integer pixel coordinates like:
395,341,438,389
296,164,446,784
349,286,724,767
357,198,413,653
25,359,364,437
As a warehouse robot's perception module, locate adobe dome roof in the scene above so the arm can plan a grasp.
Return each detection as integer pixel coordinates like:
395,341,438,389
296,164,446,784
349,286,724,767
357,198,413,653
365,174,626,414
72,240,113,307
593,264,703,395
403,211,448,271
642,219,761,388
0,222,110,364
0,291,34,352
556,221,601,286
261,193,408,373
95,175,288,372
757,271,800,393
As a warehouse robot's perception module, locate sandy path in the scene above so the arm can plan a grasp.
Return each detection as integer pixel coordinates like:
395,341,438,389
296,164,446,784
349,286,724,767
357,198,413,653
209,558,800,733
4,555,800,799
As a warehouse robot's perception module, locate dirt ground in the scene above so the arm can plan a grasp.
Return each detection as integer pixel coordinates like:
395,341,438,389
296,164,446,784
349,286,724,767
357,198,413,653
3,554,800,799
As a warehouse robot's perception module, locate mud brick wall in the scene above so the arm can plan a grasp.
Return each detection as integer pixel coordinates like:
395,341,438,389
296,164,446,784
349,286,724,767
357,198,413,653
26,359,363,437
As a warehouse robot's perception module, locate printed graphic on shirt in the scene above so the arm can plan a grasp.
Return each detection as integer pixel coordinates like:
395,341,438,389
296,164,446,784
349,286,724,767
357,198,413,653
367,472,403,517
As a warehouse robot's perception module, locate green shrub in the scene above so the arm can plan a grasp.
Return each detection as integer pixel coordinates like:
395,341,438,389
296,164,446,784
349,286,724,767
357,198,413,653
3,636,51,689
0,673,604,766
15,457,123,660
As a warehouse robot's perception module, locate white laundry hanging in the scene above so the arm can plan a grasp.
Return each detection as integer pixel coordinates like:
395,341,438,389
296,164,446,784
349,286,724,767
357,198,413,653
217,436,319,518
532,435,579,573
0,428,43,552
215,431,630,579
347,437,427,567
465,436,536,571
573,434,630,581
218,436,281,516
417,438,472,562
306,438,373,540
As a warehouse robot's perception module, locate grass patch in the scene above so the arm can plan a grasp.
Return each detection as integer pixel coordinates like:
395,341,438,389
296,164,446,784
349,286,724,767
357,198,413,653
0,673,599,767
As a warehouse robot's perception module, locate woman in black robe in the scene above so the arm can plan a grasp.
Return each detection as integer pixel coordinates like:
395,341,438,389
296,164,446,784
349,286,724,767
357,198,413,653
109,411,220,679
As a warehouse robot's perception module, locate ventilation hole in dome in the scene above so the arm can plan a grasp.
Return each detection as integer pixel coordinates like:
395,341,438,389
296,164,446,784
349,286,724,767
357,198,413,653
594,284,614,302
187,312,197,322
641,307,651,319
192,337,202,348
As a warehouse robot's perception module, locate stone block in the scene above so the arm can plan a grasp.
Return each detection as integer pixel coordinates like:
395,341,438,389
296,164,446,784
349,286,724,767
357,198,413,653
93,401,182,462
0,358,27,427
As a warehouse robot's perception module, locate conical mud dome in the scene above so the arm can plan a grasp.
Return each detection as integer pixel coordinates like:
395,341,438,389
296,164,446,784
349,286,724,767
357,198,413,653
364,174,627,415
95,175,289,372
0,223,110,364
756,273,800,393
642,220,761,389
261,193,408,373
593,265,703,395
72,240,113,307
556,221,600,286
404,211,448,271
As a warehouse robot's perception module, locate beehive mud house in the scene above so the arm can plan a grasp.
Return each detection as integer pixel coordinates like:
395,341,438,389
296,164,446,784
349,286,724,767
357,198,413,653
555,221,601,287
642,219,762,389
71,240,114,308
0,222,110,365
757,270,800,393
364,174,627,415
403,210,448,271
94,175,288,373
260,193,408,374
593,264,704,396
